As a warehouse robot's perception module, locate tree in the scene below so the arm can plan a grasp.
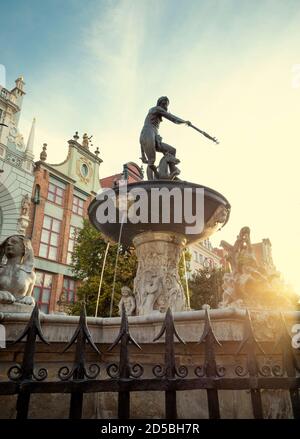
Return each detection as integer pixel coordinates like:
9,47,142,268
70,219,137,317
189,267,224,310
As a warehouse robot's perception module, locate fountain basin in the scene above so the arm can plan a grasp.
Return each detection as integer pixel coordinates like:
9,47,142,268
88,180,231,247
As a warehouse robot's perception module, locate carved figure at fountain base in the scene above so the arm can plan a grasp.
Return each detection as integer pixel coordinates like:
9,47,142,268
220,227,298,310
118,286,136,316
133,231,187,315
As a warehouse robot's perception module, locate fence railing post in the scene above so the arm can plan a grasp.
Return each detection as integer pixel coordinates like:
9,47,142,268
153,308,186,419
196,306,223,419
273,313,300,419
7,303,49,419
59,304,101,419
236,309,264,419
107,304,142,419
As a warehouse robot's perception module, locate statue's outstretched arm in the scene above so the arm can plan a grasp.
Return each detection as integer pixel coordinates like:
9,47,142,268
156,107,188,125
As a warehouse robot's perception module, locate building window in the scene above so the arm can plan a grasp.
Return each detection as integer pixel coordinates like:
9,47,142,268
33,271,52,314
72,195,84,216
39,215,61,261
0,89,8,99
47,182,65,206
80,163,89,177
67,225,79,265
62,277,76,303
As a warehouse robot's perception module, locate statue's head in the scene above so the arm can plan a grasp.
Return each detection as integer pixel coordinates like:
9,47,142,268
0,235,35,273
157,96,169,111
4,235,25,259
239,226,251,243
121,286,131,297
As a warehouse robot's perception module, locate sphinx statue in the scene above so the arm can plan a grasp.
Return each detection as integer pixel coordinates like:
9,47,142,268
0,235,36,306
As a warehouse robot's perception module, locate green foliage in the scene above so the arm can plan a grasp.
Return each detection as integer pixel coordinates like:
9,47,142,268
189,267,224,310
70,219,137,317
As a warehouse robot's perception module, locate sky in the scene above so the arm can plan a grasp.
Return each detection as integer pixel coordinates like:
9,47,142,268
1,0,300,292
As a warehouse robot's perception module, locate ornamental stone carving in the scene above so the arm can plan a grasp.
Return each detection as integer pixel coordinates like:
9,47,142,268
118,286,136,316
133,231,187,315
16,194,31,236
220,227,297,310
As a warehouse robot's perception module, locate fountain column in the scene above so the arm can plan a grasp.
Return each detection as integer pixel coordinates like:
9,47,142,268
133,231,187,315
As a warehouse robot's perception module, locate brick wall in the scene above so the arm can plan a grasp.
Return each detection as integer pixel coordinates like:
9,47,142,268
60,184,74,264
29,163,94,313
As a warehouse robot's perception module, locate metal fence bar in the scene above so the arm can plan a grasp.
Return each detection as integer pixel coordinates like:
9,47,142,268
236,310,264,419
7,304,49,419
59,304,101,420
273,314,300,419
107,304,142,419
198,307,222,419
2,376,300,394
153,308,187,419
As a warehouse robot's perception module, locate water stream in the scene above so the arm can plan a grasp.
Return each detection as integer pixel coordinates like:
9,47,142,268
109,213,126,317
183,249,191,310
94,241,110,317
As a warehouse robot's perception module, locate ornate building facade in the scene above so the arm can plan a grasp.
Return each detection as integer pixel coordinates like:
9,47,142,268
28,133,103,313
0,76,35,241
188,239,223,275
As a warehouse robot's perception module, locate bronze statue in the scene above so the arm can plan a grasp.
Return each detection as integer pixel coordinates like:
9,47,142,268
139,96,189,180
140,96,219,180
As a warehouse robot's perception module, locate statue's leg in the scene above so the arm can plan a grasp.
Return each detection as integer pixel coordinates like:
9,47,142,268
147,165,154,180
0,291,16,304
158,142,176,157
140,135,158,180
140,145,147,163
140,132,156,163
147,164,160,180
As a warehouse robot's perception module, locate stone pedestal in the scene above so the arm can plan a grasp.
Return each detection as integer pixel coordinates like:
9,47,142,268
16,214,30,235
0,302,34,315
133,231,187,315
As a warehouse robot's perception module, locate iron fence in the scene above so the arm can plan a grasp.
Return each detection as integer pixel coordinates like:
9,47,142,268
0,303,299,419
